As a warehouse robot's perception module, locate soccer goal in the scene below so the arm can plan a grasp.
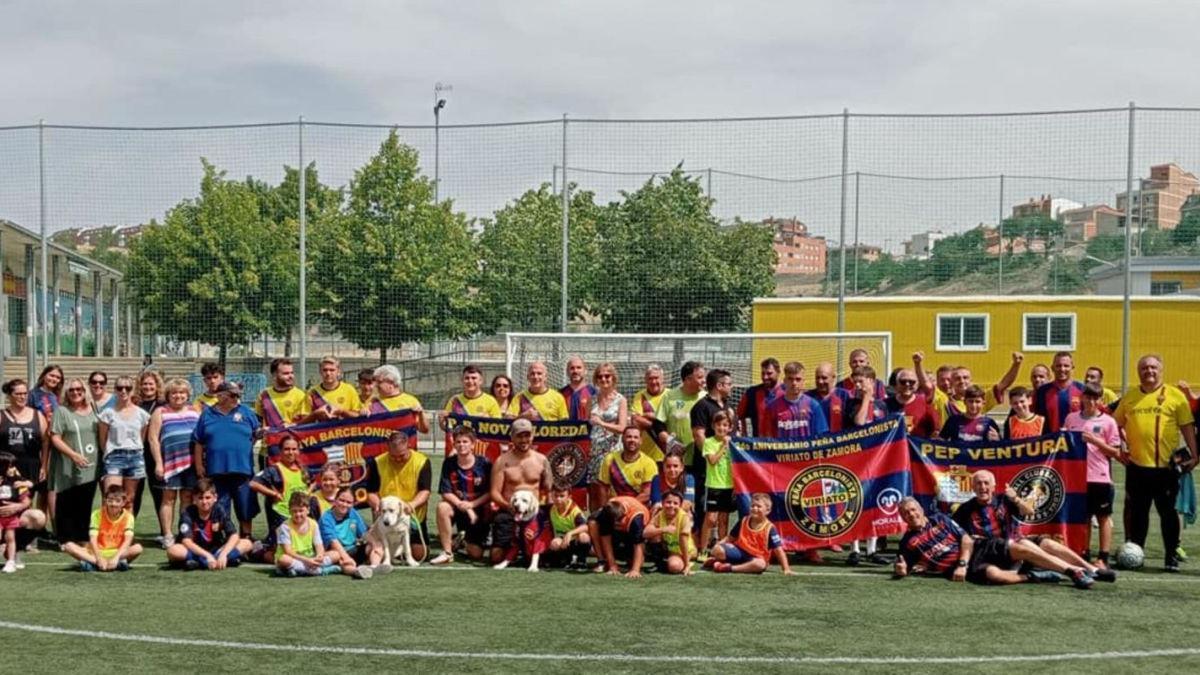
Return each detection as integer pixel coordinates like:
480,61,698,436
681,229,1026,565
504,332,892,400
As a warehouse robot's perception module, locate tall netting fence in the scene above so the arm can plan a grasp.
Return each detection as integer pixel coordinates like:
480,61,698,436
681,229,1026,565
1,107,1198,394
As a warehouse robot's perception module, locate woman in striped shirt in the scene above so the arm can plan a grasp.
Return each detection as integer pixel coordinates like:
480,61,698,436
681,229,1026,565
147,378,201,547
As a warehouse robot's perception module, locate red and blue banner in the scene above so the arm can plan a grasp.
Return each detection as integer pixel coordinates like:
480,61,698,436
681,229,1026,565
265,409,419,495
908,431,1089,551
731,416,911,551
444,415,593,494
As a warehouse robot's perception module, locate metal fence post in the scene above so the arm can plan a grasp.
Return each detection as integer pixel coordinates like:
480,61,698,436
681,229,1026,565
38,120,48,369
298,115,308,387
837,108,849,334
560,114,569,333
1121,102,1135,394
852,170,860,294
998,173,1005,292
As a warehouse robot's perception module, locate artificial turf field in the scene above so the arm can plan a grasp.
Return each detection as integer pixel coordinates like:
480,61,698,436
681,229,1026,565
4,457,1200,674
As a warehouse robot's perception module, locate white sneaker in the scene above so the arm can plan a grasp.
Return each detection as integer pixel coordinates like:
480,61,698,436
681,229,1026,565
161,534,175,549
430,552,453,566
2,559,16,574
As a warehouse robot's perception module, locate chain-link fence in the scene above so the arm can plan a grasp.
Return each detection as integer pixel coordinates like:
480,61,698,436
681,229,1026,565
1,106,1198,391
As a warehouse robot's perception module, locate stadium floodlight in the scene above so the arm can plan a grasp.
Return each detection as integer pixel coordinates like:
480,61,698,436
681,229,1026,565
504,332,893,406
433,82,452,202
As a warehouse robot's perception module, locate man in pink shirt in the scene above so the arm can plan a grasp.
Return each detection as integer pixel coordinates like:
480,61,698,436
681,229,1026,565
1063,383,1122,569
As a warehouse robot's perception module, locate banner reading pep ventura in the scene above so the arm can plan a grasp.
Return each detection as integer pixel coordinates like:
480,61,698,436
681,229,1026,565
908,431,1089,551
730,416,910,551
444,414,592,489
265,409,419,498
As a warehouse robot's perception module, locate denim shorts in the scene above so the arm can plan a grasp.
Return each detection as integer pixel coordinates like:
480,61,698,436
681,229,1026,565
164,468,198,491
104,448,146,480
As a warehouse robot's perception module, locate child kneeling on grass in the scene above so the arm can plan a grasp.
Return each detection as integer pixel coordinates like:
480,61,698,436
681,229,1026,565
166,478,252,570
546,483,590,568
644,489,694,575
275,492,338,577
707,493,794,575
63,484,143,572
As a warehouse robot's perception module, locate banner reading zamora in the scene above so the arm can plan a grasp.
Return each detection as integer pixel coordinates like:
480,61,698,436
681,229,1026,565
444,414,593,491
730,416,911,551
908,431,1088,551
265,409,419,501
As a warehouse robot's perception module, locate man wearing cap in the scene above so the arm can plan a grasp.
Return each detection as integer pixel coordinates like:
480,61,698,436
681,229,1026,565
489,418,553,564
191,381,261,539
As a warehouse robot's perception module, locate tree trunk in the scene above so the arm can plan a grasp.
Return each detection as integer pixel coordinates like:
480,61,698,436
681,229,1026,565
219,342,228,370
379,346,387,365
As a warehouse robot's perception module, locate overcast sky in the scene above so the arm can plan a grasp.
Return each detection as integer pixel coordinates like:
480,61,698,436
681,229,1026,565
3,1,1199,125
2,1,1199,248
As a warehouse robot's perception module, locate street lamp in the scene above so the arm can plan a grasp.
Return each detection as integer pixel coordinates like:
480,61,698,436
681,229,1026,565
433,82,452,202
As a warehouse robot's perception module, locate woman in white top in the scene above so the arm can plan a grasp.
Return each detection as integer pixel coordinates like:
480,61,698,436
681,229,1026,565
97,376,151,506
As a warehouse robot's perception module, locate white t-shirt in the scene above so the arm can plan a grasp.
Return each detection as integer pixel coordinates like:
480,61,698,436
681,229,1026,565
98,406,151,454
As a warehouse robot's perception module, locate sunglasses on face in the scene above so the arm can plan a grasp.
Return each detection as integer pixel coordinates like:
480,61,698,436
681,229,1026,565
90,381,106,386
115,385,133,392
898,379,918,386
67,388,84,393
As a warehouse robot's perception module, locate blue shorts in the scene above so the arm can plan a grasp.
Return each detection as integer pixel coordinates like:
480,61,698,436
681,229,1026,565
164,468,198,491
104,449,146,480
210,474,259,524
185,547,242,569
719,542,754,565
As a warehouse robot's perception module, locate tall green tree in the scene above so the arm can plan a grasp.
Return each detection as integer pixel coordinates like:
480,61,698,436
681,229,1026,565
126,160,299,365
310,131,477,363
590,169,776,331
475,184,600,331
1173,211,1200,247
245,162,343,226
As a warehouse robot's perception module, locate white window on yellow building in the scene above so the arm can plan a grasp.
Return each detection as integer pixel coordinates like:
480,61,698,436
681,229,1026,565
937,314,989,351
1023,313,1075,351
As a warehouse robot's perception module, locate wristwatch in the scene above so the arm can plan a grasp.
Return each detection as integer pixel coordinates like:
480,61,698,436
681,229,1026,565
956,560,968,568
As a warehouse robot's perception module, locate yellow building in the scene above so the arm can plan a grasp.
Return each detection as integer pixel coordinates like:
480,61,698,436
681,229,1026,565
753,295,1200,391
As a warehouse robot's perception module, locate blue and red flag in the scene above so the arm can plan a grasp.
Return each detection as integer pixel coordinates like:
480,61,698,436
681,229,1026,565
444,414,592,503
908,431,1089,552
731,416,911,551
265,409,418,495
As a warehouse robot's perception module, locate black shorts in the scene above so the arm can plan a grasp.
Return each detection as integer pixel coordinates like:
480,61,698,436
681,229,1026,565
704,488,735,513
1087,482,1115,517
452,509,491,547
967,537,1013,583
490,510,515,550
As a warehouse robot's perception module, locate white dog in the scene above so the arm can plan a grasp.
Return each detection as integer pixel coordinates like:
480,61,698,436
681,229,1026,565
493,489,546,572
368,495,419,571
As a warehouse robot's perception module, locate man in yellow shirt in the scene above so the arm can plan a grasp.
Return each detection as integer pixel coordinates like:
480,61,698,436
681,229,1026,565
364,364,430,434
597,427,658,505
1114,354,1197,572
307,356,362,420
443,364,502,420
631,365,667,462
507,361,568,421
255,358,313,429
365,431,432,565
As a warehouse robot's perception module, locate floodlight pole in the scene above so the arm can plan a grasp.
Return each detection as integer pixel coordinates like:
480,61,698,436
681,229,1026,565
1121,101,1135,394
433,82,451,202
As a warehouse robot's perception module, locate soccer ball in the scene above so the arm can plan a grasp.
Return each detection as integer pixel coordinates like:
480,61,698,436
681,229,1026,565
1115,542,1145,570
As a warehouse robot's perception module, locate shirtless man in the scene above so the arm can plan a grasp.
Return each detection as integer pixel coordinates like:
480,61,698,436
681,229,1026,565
489,418,553,563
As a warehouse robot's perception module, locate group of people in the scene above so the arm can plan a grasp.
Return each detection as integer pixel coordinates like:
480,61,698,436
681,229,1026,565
0,346,1194,585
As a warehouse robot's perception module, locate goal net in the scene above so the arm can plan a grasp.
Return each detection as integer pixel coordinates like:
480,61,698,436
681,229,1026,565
505,332,892,407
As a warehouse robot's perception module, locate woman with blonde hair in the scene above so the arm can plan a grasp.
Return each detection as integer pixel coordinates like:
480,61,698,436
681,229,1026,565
97,375,152,507
47,378,100,548
147,378,200,547
133,369,167,526
587,362,628,507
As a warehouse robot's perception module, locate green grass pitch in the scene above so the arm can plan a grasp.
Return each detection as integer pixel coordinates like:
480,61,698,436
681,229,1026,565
3,457,1200,674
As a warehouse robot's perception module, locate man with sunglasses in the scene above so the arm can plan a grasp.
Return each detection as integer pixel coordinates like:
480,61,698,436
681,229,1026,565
887,368,937,437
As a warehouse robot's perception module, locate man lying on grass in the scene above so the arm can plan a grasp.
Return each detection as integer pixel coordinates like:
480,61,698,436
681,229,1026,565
894,497,1097,589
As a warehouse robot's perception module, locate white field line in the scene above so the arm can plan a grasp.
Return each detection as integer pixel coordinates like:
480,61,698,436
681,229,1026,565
0,620,1198,665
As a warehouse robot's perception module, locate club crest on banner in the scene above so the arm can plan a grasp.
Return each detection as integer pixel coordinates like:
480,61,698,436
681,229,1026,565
785,465,863,538
1009,466,1066,525
548,442,587,486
